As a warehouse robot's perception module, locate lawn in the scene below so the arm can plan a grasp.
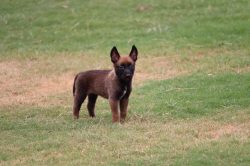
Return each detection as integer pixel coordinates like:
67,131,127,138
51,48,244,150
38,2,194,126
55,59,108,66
0,0,250,165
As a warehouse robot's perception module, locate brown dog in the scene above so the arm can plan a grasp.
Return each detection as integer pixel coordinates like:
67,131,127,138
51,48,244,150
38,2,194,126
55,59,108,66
73,45,138,123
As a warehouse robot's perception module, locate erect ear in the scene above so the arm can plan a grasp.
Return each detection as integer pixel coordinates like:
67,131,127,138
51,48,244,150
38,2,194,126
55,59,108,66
129,45,138,62
110,46,120,63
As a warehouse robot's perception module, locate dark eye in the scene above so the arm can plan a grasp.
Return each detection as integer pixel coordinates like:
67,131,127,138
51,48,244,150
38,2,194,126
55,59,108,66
128,64,134,68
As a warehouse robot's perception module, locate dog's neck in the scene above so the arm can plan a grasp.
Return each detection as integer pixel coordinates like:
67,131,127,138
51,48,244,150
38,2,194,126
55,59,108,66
119,78,132,88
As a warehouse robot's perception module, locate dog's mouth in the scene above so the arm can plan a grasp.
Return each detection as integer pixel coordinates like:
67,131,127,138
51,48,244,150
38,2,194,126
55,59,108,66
124,75,132,81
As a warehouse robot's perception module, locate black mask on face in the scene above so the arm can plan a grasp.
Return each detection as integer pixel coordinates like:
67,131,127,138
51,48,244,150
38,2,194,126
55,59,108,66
115,63,135,82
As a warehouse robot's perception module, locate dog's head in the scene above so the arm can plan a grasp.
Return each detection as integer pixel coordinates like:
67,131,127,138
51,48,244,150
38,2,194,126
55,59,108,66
110,45,138,82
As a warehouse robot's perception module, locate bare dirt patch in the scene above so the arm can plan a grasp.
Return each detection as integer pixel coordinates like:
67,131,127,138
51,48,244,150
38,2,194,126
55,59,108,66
197,122,250,141
136,4,152,12
207,124,240,140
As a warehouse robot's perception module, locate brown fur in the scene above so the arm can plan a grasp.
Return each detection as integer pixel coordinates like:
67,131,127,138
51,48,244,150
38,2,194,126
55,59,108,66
73,45,138,123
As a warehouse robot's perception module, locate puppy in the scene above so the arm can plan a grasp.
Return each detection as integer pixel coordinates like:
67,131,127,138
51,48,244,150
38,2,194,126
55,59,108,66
73,45,138,123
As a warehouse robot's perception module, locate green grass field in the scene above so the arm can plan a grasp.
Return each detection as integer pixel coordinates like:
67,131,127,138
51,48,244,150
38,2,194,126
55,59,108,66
0,0,250,165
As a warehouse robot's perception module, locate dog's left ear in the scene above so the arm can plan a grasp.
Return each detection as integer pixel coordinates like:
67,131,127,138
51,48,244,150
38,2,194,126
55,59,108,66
110,46,120,63
129,45,138,62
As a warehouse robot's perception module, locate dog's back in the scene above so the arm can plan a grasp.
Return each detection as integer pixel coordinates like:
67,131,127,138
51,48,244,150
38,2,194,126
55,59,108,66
73,70,111,98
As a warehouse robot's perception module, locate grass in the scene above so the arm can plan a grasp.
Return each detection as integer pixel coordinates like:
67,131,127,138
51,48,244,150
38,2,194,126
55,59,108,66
174,140,250,165
132,73,250,118
0,0,250,165
0,0,250,57
1,74,250,165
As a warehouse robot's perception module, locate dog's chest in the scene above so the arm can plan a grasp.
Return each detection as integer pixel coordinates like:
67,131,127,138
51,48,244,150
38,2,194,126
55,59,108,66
119,86,127,99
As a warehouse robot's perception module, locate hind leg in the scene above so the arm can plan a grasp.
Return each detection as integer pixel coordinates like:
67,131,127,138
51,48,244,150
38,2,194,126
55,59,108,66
73,90,87,119
87,94,98,117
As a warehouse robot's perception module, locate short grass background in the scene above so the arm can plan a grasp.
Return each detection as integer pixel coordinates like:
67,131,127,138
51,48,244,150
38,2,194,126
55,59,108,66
0,0,250,165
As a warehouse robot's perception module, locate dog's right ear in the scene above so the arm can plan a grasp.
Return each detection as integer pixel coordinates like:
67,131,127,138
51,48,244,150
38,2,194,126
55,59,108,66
129,45,138,62
110,46,120,63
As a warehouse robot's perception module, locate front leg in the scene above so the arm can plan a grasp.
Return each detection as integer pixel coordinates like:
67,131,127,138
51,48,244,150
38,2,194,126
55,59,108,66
109,98,119,123
120,98,129,123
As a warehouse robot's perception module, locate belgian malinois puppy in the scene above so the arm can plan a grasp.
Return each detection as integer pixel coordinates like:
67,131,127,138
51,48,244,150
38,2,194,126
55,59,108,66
73,45,138,123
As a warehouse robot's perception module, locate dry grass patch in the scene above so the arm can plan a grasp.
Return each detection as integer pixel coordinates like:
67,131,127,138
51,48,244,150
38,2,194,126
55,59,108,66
1,50,249,107
0,55,188,107
135,56,188,85
0,60,74,106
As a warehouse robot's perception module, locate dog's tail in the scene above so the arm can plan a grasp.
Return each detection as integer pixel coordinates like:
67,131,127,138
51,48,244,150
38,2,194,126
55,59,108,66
73,74,78,96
